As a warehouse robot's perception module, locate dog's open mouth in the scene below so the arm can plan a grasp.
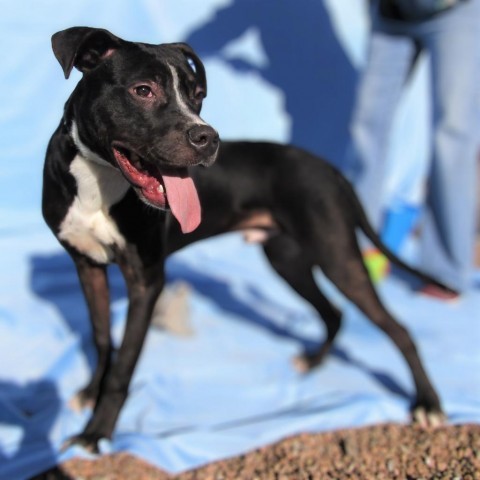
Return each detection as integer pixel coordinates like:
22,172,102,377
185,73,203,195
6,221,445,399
112,145,201,234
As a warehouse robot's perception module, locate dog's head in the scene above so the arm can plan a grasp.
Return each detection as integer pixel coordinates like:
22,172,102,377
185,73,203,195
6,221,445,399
52,27,219,233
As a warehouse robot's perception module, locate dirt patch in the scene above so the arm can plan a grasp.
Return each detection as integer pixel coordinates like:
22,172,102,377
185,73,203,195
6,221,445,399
38,423,479,479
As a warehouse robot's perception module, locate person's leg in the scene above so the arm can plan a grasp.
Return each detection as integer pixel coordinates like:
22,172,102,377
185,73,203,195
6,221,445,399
349,27,419,281
349,29,418,230
380,53,431,256
418,2,480,292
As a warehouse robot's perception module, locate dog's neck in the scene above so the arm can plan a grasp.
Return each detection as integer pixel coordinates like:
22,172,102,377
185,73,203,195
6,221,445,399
68,120,130,213
70,121,114,168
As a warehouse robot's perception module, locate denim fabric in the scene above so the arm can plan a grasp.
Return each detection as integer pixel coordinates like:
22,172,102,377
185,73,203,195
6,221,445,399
350,0,480,291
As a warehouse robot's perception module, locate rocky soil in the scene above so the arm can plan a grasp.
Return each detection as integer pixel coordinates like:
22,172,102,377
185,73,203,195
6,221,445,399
36,423,480,479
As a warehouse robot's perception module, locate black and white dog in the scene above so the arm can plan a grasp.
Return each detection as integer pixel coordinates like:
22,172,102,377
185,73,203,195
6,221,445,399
43,27,452,451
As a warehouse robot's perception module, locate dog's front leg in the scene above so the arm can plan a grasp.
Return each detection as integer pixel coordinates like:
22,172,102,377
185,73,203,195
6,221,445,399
66,247,165,452
70,254,111,411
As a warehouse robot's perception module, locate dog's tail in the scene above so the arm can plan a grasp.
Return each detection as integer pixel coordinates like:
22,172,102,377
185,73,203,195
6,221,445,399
340,172,458,295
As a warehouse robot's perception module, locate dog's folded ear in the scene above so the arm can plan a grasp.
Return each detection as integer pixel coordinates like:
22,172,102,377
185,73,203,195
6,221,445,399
173,43,208,98
52,27,123,79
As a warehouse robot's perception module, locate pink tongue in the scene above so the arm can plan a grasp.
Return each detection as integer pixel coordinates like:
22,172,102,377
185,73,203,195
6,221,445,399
162,173,201,233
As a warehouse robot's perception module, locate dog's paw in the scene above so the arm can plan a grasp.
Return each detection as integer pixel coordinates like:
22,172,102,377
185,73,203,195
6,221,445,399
68,390,96,412
293,355,312,373
411,405,446,428
61,432,104,454
292,352,326,373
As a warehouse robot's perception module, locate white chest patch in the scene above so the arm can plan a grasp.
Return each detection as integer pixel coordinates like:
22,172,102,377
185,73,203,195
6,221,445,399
58,153,130,264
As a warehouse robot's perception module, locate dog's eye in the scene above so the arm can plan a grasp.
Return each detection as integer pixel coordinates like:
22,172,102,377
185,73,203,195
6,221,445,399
134,85,153,98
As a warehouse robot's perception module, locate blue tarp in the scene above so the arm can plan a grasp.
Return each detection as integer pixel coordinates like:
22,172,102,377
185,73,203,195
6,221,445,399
1,1,479,479
1,230,480,478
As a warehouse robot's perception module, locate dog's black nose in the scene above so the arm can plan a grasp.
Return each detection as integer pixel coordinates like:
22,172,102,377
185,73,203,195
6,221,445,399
187,125,219,155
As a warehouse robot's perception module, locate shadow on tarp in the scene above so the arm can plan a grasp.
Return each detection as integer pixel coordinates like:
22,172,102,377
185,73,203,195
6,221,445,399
29,250,411,411
0,379,68,480
166,256,411,401
30,253,127,373
186,0,357,168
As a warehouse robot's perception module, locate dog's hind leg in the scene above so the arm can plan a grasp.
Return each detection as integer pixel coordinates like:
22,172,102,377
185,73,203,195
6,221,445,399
263,234,342,372
313,231,444,425
70,254,112,411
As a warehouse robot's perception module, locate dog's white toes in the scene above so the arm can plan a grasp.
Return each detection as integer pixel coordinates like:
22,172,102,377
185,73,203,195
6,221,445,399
292,355,310,374
412,406,446,428
427,411,447,428
412,406,428,427
69,392,95,412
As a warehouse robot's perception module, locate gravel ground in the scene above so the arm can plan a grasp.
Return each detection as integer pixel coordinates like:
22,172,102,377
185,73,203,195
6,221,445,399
36,423,480,479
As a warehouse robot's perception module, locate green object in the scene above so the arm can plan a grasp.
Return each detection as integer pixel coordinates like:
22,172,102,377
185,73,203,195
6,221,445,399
364,250,390,283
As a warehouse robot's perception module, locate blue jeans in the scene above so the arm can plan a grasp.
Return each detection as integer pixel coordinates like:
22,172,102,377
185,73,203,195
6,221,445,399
350,0,480,291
